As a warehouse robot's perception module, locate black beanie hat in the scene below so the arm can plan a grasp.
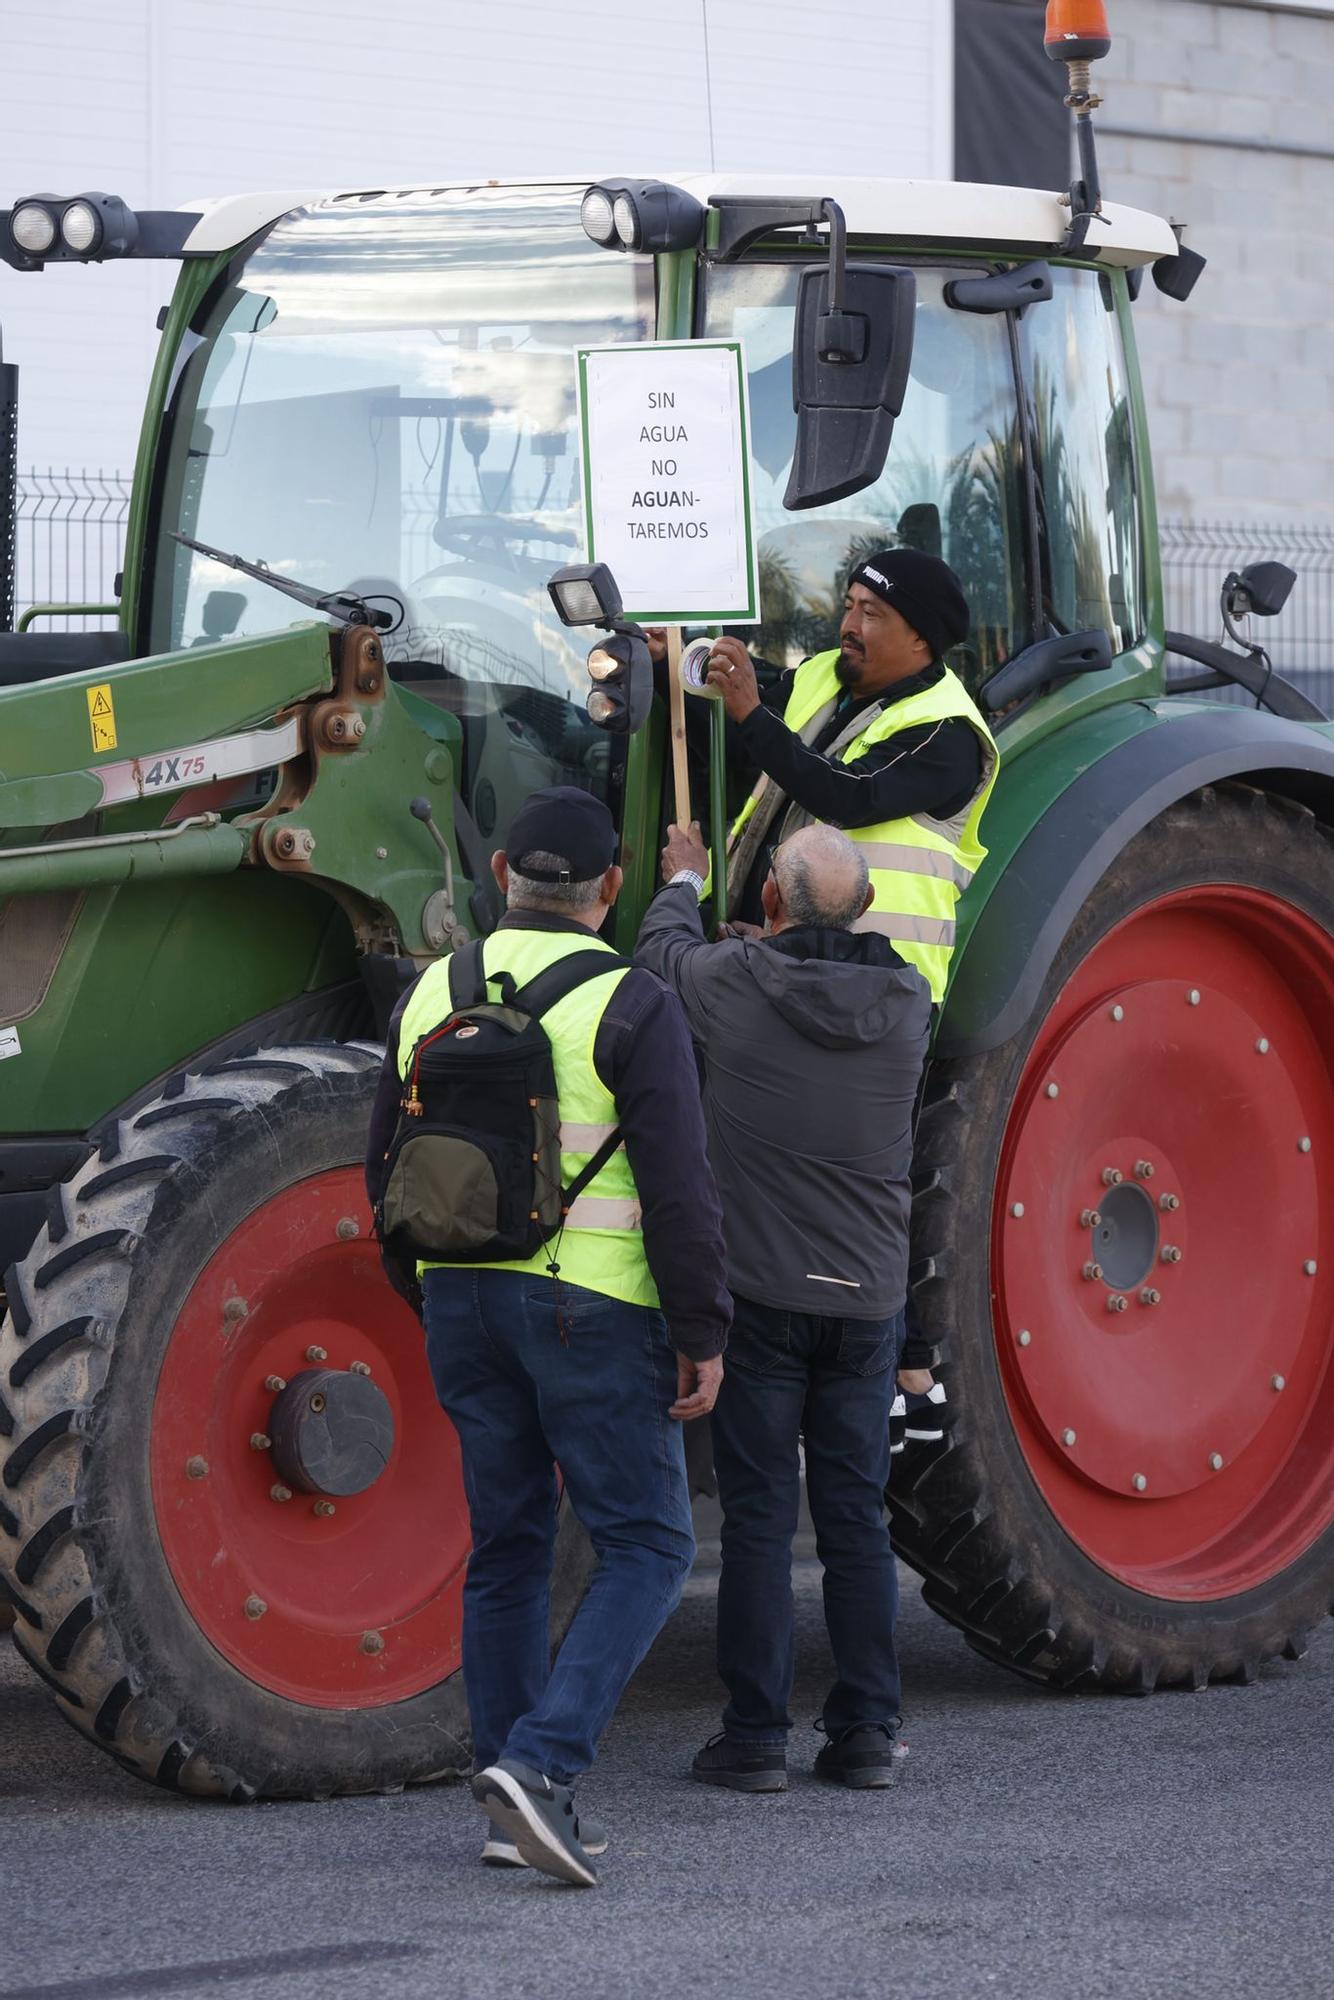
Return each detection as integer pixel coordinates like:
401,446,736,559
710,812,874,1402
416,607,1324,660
847,549,970,660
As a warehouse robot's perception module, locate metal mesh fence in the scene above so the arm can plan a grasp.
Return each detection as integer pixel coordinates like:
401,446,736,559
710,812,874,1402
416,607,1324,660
13,467,131,631
1160,518,1334,715
8,474,1334,707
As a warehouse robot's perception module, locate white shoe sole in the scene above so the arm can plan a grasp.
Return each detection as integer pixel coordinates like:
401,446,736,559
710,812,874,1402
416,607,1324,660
471,1767,599,1888
482,1836,527,1868
483,1834,608,1867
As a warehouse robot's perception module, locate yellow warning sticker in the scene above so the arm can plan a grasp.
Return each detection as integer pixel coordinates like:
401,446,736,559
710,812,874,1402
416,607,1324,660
87,683,117,754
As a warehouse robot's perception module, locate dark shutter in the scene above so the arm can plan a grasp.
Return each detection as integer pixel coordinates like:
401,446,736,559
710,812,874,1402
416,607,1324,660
954,0,1070,192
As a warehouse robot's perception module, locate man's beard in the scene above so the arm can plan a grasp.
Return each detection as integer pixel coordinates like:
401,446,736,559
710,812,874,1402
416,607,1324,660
835,644,866,689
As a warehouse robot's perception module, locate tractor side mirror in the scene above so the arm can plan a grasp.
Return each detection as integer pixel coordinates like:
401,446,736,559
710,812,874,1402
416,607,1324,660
1227,561,1296,620
981,628,1113,715
783,200,915,513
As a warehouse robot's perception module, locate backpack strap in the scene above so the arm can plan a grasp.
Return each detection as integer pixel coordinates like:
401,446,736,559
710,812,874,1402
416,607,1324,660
561,1124,627,1211
446,938,487,1010
512,948,630,1021
516,948,632,1210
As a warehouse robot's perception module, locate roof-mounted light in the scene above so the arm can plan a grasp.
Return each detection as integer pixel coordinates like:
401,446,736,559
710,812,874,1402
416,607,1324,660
1041,2,1112,258
60,199,103,255
9,201,57,256
580,187,617,247
1043,0,1111,63
2,192,195,271
579,179,705,255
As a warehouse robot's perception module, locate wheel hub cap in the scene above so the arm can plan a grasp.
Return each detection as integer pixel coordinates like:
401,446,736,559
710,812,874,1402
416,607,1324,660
268,1368,396,1497
1090,1181,1159,1291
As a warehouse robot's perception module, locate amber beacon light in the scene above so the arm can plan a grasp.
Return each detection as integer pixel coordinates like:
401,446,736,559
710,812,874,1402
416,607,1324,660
1043,0,1112,65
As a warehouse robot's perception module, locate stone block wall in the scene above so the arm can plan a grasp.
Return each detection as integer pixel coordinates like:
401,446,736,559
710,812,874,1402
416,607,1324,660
1096,0,1334,524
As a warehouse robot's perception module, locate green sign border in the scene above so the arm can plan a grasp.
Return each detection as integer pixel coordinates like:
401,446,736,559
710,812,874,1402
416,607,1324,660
574,337,760,626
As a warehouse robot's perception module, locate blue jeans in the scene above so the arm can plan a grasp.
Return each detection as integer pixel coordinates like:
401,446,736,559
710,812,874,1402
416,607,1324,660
422,1267,695,1783
710,1294,905,1744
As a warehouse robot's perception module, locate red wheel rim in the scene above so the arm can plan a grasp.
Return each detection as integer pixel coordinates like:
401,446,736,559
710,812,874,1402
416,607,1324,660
993,886,1334,1600
150,1168,468,1707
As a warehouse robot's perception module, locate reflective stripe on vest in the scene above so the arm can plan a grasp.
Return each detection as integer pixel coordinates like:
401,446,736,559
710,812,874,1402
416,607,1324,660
731,652,999,1003
855,842,973,890
858,910,957,947
396,930,658,1309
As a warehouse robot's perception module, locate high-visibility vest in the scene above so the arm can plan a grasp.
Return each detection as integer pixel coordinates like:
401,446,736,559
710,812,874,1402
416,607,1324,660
396,929,658,1308
731,653,999,1002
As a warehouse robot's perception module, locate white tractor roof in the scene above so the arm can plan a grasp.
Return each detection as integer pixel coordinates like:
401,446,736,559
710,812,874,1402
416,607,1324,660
182,174,1178,269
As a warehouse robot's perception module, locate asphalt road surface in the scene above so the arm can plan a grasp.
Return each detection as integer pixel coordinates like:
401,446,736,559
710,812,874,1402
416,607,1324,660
2,1563,1331,2000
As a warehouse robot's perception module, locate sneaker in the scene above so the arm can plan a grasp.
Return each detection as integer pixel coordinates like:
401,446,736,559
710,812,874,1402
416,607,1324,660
814,1722,899,1789
482,1813,608,1868
904,1380,948,1444
690,1732,787,1793
471,1760,599,1887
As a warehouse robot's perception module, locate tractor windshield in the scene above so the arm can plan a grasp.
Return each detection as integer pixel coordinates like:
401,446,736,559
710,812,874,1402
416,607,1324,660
148,186,653,844
703,259,1144,689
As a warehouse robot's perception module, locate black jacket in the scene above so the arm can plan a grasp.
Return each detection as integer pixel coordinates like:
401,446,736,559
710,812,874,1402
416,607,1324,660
365,910,732,1361
635,883,931,1322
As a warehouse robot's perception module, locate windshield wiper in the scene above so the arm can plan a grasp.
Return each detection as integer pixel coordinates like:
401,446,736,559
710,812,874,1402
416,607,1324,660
171,532,395,630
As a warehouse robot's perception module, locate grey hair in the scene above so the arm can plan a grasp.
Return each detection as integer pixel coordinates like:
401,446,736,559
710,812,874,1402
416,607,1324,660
506,850,604,914
772,824,869,931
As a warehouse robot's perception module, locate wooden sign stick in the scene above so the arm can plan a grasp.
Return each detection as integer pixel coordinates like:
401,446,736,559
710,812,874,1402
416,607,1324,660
664,624,692,828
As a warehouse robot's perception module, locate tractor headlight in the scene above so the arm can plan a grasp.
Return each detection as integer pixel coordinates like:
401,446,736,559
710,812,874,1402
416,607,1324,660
587,687,622,726
612,193,640,249
581,629,653,735
61,199,101,255
547,561,624,628
10,201,57,256
579,180,705,255
580,187,617,247
4,190,139,265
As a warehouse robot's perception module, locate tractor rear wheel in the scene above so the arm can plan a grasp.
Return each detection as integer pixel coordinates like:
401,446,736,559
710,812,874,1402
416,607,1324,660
0,1043,593,1798
893,785,1334,1690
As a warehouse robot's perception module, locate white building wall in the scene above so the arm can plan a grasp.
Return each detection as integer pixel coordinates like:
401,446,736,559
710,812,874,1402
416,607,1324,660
0,0,952,481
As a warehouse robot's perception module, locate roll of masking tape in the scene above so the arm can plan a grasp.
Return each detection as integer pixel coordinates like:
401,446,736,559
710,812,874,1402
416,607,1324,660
679,637,720,697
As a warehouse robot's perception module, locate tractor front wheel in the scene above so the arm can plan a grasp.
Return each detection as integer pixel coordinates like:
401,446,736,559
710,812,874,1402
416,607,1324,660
894,786,1334,1690
0,1043,591,1798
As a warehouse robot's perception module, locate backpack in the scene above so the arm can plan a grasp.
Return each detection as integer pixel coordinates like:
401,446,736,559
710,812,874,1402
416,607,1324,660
376,938,629,1268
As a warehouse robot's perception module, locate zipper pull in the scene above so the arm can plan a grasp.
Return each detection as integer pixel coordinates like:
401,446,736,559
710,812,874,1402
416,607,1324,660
403,1084,423,1118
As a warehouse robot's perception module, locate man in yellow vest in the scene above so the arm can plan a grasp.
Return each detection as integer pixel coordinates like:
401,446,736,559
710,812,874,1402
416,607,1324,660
708,547,999,1009
365,788,730,1888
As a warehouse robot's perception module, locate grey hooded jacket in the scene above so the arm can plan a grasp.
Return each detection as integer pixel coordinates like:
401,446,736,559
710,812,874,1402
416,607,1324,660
635,882,931,1319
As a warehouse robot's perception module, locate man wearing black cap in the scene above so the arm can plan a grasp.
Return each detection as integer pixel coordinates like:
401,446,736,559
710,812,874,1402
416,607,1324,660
365,786,730,1888
709,546,998,1015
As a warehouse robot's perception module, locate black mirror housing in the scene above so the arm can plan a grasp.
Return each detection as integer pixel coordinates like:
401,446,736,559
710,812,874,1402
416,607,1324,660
1229,561,1296,619
784,264,916,511
981,628,1113,714
1151,243,1207,302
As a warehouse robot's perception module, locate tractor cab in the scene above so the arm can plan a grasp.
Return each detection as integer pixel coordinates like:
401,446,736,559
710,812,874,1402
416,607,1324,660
0,171,1180,869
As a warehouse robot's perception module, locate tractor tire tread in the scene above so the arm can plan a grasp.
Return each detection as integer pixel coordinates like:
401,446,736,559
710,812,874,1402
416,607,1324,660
0,1041,474,1801
892,788,1334,1694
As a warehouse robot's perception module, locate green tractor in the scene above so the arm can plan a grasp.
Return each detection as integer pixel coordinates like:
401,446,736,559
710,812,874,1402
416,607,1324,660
3,51,1333,1798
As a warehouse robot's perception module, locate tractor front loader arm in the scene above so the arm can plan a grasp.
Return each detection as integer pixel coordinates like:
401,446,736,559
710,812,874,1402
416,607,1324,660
0,621,463,962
